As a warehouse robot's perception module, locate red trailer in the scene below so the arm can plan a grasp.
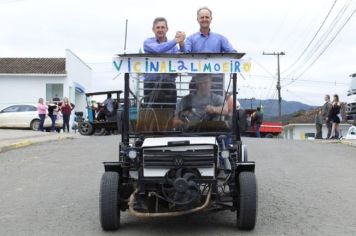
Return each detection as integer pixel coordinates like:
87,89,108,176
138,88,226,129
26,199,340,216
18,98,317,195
239,109,283,138
248,121,283,138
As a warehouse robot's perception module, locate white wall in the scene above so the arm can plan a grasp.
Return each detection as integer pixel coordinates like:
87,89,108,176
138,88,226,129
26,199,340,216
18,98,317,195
283,124,352,140
0,75,66,110
65,49,92,115
66,49,92,91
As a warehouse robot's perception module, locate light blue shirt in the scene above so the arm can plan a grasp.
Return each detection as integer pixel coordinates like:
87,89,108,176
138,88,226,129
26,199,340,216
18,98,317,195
143,37,183,81
185,31,237,53
143,37,183,54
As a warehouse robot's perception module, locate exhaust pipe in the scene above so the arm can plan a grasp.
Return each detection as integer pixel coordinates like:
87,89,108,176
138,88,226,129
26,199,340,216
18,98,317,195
128,188,212,218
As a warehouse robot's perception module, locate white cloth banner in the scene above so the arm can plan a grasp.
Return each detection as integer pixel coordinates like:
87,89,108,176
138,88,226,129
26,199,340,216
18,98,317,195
113,56,251,74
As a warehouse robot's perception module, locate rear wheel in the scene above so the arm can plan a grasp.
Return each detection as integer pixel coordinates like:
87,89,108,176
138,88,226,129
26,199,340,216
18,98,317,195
94,128,106,136
265,133,274,138
78,121,93,135
100,172,120,231
236,172,257,230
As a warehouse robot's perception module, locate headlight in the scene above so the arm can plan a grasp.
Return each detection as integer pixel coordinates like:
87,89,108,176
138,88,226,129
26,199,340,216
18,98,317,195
221,150,230,159
128,150,137,159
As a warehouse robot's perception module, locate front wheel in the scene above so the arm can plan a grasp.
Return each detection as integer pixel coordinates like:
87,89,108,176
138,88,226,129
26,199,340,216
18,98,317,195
78,121,93,135
236,171,257,230
264,133,274,138
100,172,120,231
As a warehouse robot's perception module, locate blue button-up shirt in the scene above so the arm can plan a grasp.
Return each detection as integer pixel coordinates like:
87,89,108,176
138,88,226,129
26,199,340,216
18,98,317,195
144,37,182,54
143,37,183,81
184,31,237,53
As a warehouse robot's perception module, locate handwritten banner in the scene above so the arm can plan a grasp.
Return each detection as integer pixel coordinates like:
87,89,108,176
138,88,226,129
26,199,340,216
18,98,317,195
113,56,251,74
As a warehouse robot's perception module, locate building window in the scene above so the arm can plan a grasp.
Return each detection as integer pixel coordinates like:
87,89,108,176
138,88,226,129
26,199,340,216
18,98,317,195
46,84,63,102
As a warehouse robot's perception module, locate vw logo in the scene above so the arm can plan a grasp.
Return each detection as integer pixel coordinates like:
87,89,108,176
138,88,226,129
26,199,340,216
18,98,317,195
174,156,184,167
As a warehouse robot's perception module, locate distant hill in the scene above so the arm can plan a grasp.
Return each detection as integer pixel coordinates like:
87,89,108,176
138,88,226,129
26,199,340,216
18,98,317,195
238,99,316,119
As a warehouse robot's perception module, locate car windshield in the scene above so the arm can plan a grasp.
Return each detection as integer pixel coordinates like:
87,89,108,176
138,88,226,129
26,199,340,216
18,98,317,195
128,73,232,134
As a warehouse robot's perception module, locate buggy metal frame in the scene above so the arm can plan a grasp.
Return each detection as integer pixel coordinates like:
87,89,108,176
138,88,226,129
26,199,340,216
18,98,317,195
99,53,257,231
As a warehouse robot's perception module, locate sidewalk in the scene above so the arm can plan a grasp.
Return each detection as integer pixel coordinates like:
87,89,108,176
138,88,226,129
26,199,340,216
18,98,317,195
0,129,77,153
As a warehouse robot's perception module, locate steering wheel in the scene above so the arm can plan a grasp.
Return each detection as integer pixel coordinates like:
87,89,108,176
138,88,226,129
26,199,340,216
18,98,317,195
179,107,217,123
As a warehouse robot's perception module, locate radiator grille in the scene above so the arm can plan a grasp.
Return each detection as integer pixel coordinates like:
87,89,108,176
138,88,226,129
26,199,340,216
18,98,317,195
143,148,215,168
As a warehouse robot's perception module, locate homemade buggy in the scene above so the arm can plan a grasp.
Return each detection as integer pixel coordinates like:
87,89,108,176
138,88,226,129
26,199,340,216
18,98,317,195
99,53,257,230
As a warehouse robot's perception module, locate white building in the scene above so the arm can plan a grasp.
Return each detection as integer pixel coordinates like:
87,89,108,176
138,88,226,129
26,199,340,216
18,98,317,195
283,123,351,140
0,49,92,128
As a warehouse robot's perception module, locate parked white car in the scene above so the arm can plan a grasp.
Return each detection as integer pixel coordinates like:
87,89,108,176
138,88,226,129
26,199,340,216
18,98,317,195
0,104,63,132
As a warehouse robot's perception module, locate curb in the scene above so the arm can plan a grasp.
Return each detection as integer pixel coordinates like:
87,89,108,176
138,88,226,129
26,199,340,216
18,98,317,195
0,134,76,154
314,139,341,144
0,140,33,153
340,139,356,147
315,139,356,147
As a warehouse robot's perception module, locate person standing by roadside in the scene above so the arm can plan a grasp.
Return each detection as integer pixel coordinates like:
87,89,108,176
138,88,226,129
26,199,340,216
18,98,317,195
37,98,47,132
322,94,332,139
47,99,59,132
253,107,263,138
315,108,323,139
328,94,342,139
103,93,115,121
60,97,75,133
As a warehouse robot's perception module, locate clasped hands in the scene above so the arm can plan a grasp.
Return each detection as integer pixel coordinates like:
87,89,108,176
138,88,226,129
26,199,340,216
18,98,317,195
175,31,186,45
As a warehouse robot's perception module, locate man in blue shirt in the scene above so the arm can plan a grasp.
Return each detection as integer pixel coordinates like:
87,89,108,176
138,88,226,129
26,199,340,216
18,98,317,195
186,7,237,96
143,17,185,108
185,7,237,53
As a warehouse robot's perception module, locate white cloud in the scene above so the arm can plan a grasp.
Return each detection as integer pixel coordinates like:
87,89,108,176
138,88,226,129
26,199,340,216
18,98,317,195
1,0,355,105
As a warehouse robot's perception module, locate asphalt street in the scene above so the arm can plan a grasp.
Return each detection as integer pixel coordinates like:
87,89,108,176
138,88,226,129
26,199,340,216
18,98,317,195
0,135,355,236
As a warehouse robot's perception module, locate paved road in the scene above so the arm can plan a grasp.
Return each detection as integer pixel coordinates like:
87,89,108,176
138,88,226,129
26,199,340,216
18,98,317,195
0,136,355,236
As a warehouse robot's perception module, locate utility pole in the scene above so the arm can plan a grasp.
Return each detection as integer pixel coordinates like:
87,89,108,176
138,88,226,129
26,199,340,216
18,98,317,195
263,51,285,120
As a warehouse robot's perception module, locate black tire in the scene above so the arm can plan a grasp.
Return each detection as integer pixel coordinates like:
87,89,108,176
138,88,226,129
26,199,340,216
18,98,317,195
100,172,120,231
237,172,257,230
265,133,274,138
94,128,106,136
78,121,93,135
30,119,40,131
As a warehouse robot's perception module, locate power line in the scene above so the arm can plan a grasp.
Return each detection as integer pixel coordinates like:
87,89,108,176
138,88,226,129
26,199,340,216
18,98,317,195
284,0,352,79
249,57,277,100
282,0,339,74
299,1,351,65
284,9,356,87
284,88,322,105
248,74,349,85
250,58,276,78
